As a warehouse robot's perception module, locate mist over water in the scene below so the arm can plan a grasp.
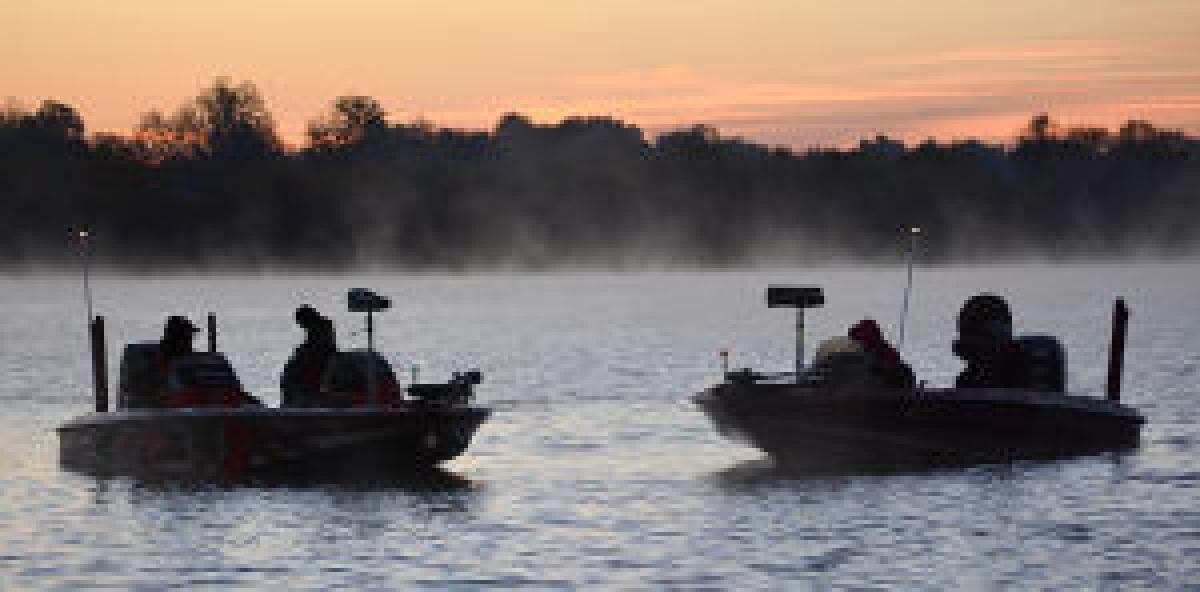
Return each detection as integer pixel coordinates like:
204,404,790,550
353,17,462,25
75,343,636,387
0,263,1197,589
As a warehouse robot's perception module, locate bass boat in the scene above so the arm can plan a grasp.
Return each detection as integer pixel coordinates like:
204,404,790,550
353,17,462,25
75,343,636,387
58,289,490,479
695,285,1145,468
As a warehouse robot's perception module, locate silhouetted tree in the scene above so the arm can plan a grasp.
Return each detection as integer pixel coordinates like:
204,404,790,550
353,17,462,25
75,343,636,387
308,95,388,147
22,100,85,140
190,78,280,158
0,80,1198,269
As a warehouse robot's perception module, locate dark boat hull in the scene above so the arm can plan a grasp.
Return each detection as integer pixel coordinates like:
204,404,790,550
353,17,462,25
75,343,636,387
696,383,1144,468
57,407,490,479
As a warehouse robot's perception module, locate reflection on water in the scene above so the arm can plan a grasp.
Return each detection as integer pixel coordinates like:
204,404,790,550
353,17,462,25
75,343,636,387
2,265,1199,589
711,449,1139,492
68,463,477,494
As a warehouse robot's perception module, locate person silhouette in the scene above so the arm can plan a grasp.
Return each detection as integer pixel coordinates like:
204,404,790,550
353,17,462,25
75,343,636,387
848,319,915,388
281,305,338,406
160,315,199,365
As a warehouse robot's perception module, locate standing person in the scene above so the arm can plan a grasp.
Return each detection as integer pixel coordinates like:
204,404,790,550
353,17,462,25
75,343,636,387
848,319,916,388
281,305,338,407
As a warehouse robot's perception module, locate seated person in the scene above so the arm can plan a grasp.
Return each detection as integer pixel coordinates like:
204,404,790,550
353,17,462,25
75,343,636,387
149,315,200,402
160,315,199,367
847,319,916,389
952,294,1024,389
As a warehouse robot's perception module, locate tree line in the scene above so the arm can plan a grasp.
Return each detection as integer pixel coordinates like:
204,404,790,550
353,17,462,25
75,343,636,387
2,78,1198,270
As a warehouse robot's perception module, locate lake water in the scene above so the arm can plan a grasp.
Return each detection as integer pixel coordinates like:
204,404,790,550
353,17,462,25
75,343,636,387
1,264,1198,590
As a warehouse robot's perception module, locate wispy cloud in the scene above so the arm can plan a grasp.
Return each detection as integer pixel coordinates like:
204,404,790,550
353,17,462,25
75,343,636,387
422,37,1200,147
875,39,1133,69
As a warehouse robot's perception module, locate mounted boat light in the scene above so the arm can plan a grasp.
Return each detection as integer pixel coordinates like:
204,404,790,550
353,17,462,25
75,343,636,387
898,226,921,350
72,228,109,412
767,285,824,381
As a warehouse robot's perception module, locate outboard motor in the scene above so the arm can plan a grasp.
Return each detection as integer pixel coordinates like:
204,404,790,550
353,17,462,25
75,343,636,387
954,294,1067,392
1013,335,1066,393
118,343,165,409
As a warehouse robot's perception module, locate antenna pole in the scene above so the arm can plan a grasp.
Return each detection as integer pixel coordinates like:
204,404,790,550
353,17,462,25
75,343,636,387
898,227,921,349
74,230,107,411
78,230,94,323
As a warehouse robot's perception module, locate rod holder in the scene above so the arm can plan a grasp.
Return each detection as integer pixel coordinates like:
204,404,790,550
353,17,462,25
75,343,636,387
795,309,806,380
1105,298,1130,402
90,316,108,412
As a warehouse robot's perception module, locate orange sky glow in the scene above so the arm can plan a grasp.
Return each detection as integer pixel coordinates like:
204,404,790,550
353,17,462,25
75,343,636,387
5,0,1199,148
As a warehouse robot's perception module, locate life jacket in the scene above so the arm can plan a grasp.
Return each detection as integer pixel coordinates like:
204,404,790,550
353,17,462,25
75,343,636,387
848,319,912,387
849,320,899,367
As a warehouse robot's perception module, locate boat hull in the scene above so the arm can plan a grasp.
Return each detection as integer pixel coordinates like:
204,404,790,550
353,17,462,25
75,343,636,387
696,383,1143,469
57,407,490,479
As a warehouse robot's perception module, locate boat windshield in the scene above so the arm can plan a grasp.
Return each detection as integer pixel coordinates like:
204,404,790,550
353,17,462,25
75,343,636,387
167,355,243,390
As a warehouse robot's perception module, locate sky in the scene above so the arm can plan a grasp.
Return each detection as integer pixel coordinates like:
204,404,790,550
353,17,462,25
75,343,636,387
5,0,1200,147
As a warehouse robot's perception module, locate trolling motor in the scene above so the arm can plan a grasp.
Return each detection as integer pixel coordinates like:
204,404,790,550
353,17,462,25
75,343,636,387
347,288,483,407
348,288,391,352
767,285,825,382
409,370,484,407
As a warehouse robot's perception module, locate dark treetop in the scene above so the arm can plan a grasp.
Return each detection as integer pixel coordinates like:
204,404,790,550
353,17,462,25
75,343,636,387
3,80,1198,270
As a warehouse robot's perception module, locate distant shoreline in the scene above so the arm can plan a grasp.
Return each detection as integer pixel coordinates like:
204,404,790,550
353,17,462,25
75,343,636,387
4,82,1198,272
